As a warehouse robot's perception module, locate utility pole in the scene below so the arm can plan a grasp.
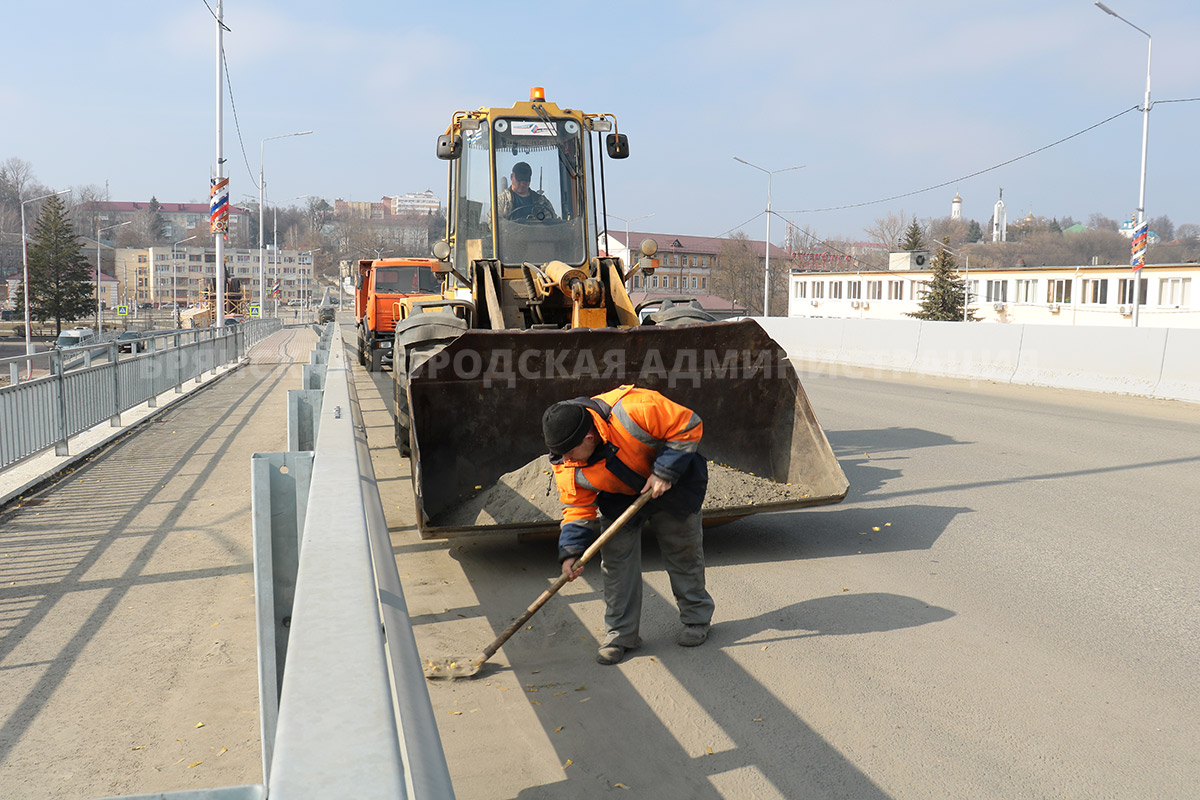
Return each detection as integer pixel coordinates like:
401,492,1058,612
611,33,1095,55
213,0,227,327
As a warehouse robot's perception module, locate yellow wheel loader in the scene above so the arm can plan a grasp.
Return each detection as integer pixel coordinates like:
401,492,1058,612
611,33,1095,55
394,88,847,538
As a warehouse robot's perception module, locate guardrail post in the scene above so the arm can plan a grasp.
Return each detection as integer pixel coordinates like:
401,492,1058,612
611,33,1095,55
110,342,121,426
146,349,157,409
287,390,323,452
54,350,69,456
250,450,314,784
9,362,16,386
175,333,183,394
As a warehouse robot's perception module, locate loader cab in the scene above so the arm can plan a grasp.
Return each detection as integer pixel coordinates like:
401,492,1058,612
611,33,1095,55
441,93,615,276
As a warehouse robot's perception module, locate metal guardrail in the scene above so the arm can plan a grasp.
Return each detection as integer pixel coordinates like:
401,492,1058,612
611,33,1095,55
0,319,282,471
249,323,455,799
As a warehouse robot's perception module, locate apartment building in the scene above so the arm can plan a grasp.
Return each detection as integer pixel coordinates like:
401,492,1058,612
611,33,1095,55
114,246,314,307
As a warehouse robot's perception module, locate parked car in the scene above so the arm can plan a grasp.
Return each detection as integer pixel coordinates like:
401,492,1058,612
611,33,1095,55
116,330,144,353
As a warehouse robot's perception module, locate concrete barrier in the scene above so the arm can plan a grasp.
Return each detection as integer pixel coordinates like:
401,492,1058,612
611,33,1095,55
755,317,1197,405
840,318,921,370
757,317,844,363
912,320,1023,382
1154,328,1200,404
1010,325,1168,396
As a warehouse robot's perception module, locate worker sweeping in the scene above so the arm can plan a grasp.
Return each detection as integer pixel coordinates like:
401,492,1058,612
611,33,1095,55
543,384,714,665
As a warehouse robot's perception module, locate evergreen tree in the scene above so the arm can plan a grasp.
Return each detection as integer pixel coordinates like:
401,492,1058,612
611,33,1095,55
906,239,978,322
24,193,94,335
900,219,925,251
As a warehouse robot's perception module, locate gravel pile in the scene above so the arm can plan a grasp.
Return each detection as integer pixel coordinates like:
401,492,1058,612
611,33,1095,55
433,454,812,527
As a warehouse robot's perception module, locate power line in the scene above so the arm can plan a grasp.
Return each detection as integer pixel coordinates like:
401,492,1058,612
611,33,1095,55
221,48,260,192
784,105,1140,214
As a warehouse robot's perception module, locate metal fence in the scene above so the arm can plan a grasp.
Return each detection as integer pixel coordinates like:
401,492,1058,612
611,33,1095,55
0,319,281,471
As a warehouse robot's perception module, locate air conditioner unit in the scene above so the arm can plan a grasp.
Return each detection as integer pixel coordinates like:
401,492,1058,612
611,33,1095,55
993,302,1006,312
1119,304,1131,316
1048,303,1061,313
850,300,860,309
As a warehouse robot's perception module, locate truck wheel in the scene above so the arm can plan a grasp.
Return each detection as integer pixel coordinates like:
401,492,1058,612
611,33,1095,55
370,348,383,372
357,330,367,366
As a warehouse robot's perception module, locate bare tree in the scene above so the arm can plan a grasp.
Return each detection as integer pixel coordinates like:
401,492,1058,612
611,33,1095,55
1087,213,1119,232
712,232,764,316
927,216,976,248
863,210,911,253
1148,214,1174,242
71,184,109,240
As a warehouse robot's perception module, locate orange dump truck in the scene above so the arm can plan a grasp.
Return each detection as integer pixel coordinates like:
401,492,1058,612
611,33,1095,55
354,257,444,371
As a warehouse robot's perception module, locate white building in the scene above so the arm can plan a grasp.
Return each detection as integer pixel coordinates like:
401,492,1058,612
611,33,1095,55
392,190,441,216
789,260,1199,329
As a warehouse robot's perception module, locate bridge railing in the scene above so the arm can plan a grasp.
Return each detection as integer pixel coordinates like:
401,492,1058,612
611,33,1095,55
0,319,282,471
250,322,454,798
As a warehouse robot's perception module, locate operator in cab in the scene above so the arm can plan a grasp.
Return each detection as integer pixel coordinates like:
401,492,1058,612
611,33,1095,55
497,161,557,221
543,384,714,666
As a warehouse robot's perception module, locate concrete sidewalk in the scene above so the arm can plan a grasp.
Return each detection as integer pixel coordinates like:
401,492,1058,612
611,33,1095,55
0,326,316,800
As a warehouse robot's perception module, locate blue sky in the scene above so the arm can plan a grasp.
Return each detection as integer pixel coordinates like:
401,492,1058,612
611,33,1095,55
4,0,1199,245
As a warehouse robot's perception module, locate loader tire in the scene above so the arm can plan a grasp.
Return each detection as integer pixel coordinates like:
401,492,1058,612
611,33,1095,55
394,375,412,456
369,347,383,372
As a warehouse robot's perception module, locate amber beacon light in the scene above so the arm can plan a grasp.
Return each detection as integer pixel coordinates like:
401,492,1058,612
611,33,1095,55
529,86,546,102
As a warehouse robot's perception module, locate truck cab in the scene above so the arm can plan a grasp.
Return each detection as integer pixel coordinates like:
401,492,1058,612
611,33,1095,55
354,258,443,371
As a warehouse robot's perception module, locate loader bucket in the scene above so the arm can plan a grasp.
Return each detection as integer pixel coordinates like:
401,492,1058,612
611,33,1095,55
406,319,848,538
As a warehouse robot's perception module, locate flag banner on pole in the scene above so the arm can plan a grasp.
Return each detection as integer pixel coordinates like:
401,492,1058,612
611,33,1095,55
209,177,230,236
1131,221,1148,272
271,280,281,298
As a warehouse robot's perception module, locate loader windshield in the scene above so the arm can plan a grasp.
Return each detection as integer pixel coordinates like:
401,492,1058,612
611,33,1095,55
493,117,588,267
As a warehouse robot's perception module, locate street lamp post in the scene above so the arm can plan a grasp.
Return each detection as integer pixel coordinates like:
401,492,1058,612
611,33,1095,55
302,248,321,309
734,157,804,316
604,212,655,287
21,189,71,361
270,195,308,314
259,131,313,316
96,220,131,330
172,235,198,327
1096,1,1151,328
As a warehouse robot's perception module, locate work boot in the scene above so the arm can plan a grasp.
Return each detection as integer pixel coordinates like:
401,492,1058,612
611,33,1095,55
677,623,710,647
596,643,627,665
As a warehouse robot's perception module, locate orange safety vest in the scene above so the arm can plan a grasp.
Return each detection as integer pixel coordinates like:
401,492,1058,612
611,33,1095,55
552,385,703,532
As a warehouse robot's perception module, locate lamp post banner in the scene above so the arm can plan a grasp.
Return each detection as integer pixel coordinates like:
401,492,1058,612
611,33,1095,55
1131,221,1148,271
209,176,230,235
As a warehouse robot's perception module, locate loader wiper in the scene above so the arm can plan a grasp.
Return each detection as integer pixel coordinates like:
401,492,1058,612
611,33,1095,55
532,103,579,181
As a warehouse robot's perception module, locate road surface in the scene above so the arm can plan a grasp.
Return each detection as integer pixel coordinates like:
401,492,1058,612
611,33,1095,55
359,351,1200,799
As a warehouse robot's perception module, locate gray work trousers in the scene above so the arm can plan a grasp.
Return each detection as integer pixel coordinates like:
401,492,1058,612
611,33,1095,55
599,508,714,648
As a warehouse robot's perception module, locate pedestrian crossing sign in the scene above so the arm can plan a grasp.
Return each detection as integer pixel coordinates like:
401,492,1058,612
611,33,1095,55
116,305,129,316
249,303,261,318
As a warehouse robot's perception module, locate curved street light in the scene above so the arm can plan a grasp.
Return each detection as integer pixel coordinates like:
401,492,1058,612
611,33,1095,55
96,220,131,329
605,212,655,288
734,157,804,316
1095,2,1151,328
172,235,198,326
259,130,313,312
